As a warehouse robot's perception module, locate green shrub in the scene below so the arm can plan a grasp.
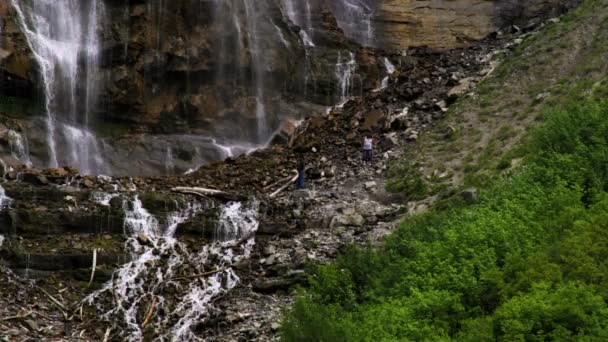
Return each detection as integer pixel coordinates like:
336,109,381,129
281,100,608,341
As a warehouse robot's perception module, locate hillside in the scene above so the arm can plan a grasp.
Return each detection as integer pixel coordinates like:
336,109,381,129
282,0,608,340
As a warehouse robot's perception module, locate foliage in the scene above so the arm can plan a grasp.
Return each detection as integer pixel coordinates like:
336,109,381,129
281,101,608,341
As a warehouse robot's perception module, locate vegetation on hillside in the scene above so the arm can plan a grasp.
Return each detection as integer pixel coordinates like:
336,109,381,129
281,0,608,339
281,100,608,341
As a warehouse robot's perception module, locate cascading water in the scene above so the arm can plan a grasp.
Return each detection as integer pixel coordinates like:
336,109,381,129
381,57,396,89
335,52,358,102
331,0,377,47
281,0,315,95
10,0,106,174
85,196,259,340
7,130,32,168
0,185,12,209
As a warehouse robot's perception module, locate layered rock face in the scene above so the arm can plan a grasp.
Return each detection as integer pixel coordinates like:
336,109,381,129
374,0,581,50
0,0,579,176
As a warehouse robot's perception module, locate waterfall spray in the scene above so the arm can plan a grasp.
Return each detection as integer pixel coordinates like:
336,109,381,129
10,0,106,174
85,196,259,340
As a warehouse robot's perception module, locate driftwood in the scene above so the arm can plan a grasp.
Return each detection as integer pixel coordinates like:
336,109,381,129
264,173,298,191
88,249,97,286
269,170,299,198
172,187,246,202
171,268,225,281
38,287,68,317
1,311,32,321
172,187,225,196
141,296,157,328
102,328,112,342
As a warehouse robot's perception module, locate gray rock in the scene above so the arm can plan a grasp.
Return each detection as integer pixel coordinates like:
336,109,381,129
364,181,377,191
461,188,478,202
24,319,39,332
331,213,365,227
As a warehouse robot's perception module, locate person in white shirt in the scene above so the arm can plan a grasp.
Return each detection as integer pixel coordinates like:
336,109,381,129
363,136,373,164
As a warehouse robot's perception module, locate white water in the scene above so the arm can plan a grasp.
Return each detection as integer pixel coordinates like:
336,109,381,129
335,52,358,101
61,123,106,175
0,185,13,209
380,57,396,89
332,0,376,47
86,197,259,340
7,130,32,168
10,0,106,173
91,191,119,206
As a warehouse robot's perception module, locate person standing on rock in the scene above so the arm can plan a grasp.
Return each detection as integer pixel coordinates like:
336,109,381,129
362,136,373,165
296,158,306,190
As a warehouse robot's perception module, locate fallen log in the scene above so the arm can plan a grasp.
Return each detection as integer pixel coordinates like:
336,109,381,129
88,249,97,286
171,268,225,281
172,187,246,202
0,311,32,322
141,296,157,328
269,170,299,198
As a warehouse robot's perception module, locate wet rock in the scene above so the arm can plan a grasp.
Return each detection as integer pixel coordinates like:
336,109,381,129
137,233,151,246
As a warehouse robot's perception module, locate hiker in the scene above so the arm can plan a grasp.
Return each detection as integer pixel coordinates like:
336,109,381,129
363,136,373,164
296,158,306,189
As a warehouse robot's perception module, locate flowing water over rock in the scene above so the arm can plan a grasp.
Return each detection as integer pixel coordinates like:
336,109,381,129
381,57,397,89
0,185,13,209
85,196,259,340
332,0,377,47
335,52,359,102
7,130,32,168
10,0,106,174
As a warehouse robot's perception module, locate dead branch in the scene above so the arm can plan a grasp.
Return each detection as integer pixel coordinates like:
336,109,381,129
171,268,225,281
102,327,111,342
141,296,157,328
269,170,299,198
0,311,32,321
38,287,68,318
88,249,97,286
172,187,225,197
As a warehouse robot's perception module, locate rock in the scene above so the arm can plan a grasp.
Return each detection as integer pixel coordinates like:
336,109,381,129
24,319,39,332
447,77,477,100
292,189,312,200
364,181,377,191
253,277,299,293
331,213,365,228
270,322,281,331
5,329,20,337
137,233,151,245
461,188,478,202
434,100,448,113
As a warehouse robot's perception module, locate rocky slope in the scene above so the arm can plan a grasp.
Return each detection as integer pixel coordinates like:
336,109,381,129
0,24,530,339
0,0,580,176
0,0,588,340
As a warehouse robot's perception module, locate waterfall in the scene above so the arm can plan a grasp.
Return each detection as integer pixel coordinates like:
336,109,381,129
381,57,396,89
331,0,376,47
242,1,269,143
0,185,12,209
10,0,106,174
213,0,275,144
7,130,32,168
85,197,260,340
335,52,358,102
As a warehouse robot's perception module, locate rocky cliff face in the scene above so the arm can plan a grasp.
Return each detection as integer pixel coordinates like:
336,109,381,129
0,0,579,177
374,0,581,50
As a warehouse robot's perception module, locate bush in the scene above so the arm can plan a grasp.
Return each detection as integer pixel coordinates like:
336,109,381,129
281,100,608,341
